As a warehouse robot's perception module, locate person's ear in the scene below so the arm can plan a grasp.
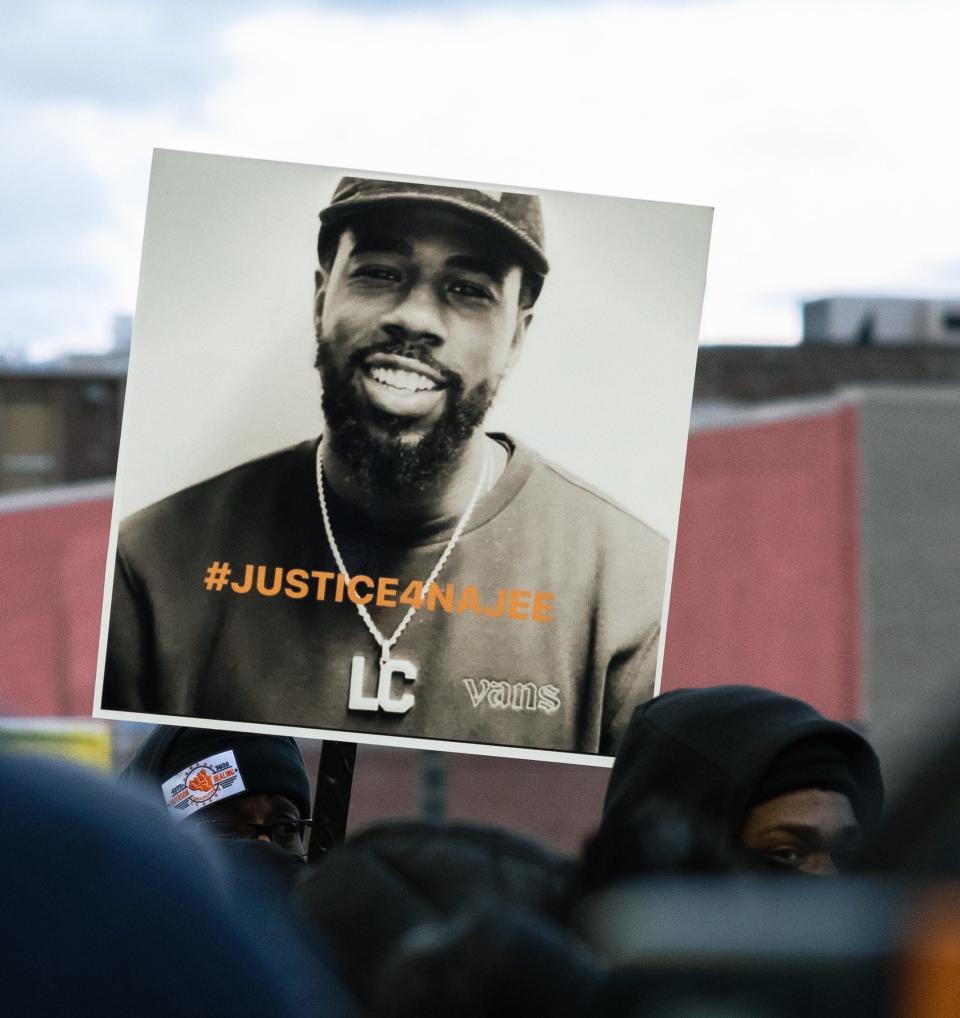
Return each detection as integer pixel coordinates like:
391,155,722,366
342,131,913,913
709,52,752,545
314,269,327,334
505,309,533,375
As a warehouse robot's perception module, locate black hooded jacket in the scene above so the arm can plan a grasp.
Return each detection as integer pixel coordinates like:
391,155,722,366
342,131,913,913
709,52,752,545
597,685,884,874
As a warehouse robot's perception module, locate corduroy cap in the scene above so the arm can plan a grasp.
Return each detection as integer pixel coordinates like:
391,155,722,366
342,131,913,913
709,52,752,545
319,176,549,279
122,726,311,822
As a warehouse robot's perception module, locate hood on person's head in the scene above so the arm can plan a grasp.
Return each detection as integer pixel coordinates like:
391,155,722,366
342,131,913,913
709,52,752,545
600,685,883,875
294,820,574,1005
370,904,604,1018
123,726,311,823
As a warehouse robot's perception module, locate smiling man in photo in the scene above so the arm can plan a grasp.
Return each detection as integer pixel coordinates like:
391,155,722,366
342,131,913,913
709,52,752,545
101,174,669,756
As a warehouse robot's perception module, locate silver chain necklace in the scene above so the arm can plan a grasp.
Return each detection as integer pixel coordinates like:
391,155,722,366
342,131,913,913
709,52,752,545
316,439,491,675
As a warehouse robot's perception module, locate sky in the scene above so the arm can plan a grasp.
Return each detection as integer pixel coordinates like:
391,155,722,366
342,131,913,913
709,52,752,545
2,0,958,359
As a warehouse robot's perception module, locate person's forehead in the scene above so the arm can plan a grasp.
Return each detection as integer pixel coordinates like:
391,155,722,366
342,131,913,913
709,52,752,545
749,788,857,831
200,791,300,820
340,205,522,270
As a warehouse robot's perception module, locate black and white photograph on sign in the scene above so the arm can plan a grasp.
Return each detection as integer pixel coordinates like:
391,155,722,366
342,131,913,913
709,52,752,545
93,149,712,763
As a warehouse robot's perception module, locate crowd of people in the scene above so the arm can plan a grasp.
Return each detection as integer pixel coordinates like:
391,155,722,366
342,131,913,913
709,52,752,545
5,683,959,1016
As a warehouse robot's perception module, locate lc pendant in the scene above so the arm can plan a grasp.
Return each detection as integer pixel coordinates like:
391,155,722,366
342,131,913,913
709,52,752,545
348,654,417,714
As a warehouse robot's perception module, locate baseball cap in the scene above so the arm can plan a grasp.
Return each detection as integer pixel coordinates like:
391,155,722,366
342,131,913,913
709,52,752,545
318,176,550,280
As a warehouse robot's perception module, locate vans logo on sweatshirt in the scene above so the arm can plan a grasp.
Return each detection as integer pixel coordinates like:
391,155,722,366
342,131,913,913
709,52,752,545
462,678,562,714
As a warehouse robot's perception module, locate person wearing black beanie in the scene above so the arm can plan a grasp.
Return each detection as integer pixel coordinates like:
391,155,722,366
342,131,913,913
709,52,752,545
587,685,883,881
123,726,313,863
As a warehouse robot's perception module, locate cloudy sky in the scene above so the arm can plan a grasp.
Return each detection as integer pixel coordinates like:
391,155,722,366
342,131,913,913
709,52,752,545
2,0,958,359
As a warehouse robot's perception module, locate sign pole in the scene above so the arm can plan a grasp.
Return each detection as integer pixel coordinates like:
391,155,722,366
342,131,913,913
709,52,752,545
307,740,357,862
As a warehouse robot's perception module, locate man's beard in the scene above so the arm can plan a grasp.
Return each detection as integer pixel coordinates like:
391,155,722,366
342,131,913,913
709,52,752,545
316,339,497,495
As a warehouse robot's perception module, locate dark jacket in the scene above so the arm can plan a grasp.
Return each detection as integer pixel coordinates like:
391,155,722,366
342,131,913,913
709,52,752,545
0,753,354,1018
296,820,575,1004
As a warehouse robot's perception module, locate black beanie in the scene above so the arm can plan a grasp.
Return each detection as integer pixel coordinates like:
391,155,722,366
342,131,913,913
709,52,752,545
749,737,864,824
122,726,311,822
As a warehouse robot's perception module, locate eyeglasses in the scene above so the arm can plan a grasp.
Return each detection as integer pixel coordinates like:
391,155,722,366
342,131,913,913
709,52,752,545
196,819,315,855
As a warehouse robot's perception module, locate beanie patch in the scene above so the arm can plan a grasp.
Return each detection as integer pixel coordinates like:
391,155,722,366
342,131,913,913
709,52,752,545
162,749,247,821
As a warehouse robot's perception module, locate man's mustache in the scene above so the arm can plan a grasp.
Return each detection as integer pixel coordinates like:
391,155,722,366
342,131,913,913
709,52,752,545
346,339,462,389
